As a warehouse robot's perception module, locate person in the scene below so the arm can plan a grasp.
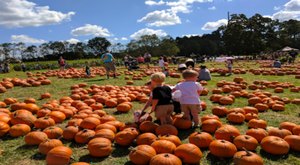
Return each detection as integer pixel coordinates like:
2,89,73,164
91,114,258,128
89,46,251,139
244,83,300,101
58,56,66,71
3,63,9,73
141,72,174,125
21,62,26,72
124,54,129,68
198,65,211,81
273,59,281,68
158,57,165,71
178,64,187,73
101,51,116,79
144,52,152,68
137,56,144,63
226,59,233,75
173,69,203,128
185,58,195,69
0,64,3,73
85,61,91,76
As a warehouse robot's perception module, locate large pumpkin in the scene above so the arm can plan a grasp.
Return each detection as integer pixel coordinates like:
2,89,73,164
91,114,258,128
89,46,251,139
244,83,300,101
94,129,115,142
246,128,268,142
46,146,72,165
233,151,263,165
24,131,48,145
150,153,182,165
248,119,267,129
9,124,31,137
201,119,222,134
227,112,245,124
115,128,139,146
233,135,258,151
116,103,132,113
260,136,289,155
189,132,213,148
155,124,178,136
268,128,292,138
34,117,56,129
63,126,79,140
0,121,10,137
75,129,95,144
151,140,176,154
88,137,112,157
43,126,63,139
157,134,181,147
215,125,240,142
95,123,117,133
173,116,192,130
136,133,157,145
129,145,157,165
279,122,297,132
80,117,101,130
139,121,159,133
212,106,228,117
38,139,63,155
10,110,36,127
174,143,202,164
209,140,237,158
284,135,300,152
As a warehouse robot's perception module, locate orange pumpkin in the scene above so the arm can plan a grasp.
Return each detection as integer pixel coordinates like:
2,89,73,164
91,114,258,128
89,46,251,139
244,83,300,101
88,137,112,157
174,143,202,164
46,146,72,165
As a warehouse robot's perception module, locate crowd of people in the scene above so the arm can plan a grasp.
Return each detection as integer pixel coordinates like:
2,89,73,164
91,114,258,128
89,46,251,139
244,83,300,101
0,63,10,73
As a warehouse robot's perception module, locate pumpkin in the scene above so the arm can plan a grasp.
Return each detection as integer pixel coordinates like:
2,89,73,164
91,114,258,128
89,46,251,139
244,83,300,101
62,126,79,140
23,103,40,114
174,143,202,164
260,136,289,155
105,100,118,108
279,122,297,132
219,96,234,105
88,137,112,157
233,135,258,151
209,140,237,158
71,163,90,165
0,121,10,137
100,115,116,123
43,126,63,139
201,115,220,122
292,125,300,135
94,129,115,142
227,112,245,124
173,116,192,130
75,129,95,144
116,103,132,113
67,118,83,127
254,103,269,112
189,131,213,148
37,108,51,118
24,98,36,104
248,119,267,129
49,111,66,123
10,110,36,127
9,124,31,137
34,117,55,129
41,93,51,99
155,124,178,136
136,133,157,145
215,125,240,142
139,121,159,133
244,113,258,122
272,104,285,111
246,128,268,142
46,146,72,165
39,139,63,155
115,128,139,146
201,119,222,134
243,106,258,114
268,128,292,138
24,131,48,145
151,140,176,154
105,120,125,130
212,106,228,117
157,134,181,147
150,153,182,165
284,135,300,151
80,117,100,130
95,123,117,133
248,97,262,105
233,150,263,165
129,145,157,165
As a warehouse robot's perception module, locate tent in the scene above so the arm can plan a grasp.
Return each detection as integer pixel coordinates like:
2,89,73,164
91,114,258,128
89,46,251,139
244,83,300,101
281,46,299,52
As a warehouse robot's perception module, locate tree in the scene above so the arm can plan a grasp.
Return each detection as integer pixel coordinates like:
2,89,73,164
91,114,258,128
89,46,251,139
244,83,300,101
158,37,179,56
87,37,111,55
23,45,38,60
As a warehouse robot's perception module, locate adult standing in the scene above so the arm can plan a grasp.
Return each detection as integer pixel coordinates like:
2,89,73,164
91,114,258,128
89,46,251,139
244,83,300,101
58,56,66,71
226,59,233,75
144,52,152,68
185,58,195,69
101,51,116,79
124,54,129,68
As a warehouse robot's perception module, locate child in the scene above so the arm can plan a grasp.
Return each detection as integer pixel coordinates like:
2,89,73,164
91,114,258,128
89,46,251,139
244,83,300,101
141,72,174,125
173,69,203,128
85,62,91,76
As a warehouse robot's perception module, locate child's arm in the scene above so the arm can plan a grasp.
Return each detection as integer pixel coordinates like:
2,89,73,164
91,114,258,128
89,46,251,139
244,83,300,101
149,99,158,114
141,96,152,113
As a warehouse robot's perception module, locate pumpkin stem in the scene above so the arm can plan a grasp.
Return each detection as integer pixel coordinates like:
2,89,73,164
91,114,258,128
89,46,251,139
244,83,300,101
164,154,170,157
242,147,251,156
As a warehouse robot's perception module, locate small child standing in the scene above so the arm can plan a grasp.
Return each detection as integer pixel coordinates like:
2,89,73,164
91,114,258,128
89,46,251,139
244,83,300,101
85,62,91,76
141,72,174,125
173,69,203,128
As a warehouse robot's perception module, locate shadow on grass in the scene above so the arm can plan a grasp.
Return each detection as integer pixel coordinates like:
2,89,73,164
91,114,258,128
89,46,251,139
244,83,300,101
259,149,289,160
79,154,107,163
290,150,300,158
206,153,233,165
31,152,46,160
177,128,196,140
124,161,133,165
69,142,87,148
17,144,37,151
84,78,106,82
111,145,130,158
113,111,125,115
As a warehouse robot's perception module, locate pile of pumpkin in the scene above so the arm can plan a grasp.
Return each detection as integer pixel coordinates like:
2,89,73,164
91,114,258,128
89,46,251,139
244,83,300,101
0,77,52,93
249,68,300,77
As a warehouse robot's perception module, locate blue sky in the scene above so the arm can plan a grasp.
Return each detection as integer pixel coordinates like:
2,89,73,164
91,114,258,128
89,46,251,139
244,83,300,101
0,0,299,45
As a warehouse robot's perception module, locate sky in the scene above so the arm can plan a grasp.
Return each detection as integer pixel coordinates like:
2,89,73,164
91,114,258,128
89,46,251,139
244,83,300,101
0,0,299,45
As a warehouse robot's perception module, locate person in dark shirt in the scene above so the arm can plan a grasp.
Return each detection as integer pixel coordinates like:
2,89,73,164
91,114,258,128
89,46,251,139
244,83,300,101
143,72,174,125
85,61,91,76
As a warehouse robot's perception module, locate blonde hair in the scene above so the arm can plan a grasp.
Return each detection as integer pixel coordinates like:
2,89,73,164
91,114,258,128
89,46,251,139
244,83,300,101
151,72,165,83
182,69,198,79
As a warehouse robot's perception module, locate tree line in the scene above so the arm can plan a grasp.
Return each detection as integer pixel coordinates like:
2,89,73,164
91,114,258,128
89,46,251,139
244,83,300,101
0,13,299,62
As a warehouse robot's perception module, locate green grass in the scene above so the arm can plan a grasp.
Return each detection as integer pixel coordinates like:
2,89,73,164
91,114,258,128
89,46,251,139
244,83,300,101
0,62,300,165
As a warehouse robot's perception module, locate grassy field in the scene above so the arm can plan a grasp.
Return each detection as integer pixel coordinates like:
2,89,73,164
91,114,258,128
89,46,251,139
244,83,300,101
0,61,300,165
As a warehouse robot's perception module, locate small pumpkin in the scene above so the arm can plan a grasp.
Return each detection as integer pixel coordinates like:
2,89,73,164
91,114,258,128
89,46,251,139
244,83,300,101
260,136,289,155
279,122,297,132
268,128,292,139
248,119,267,129
115,128,139,146
139,121,159,133
80,117,101,130
227,112,245,124
95,123,117,133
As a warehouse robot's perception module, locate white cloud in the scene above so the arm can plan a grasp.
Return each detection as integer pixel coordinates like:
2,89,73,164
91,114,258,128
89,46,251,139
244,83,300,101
66,38,80,44
0,0,75,28
271,0,300,21
208,6,216,10
166,0,212,13
130,28,167,40
11,35,46,44
138,10,181,27
121,37,128,41
182,34,202,37
274,6,281,11
71,24,112,37
201,19,228,30
145,0,165,6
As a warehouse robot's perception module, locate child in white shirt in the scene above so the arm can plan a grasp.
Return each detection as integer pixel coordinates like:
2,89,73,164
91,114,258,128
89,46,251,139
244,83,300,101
173,69,203,127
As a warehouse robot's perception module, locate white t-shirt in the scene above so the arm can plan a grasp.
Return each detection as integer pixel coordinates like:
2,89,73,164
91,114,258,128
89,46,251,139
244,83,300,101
174,81,203,104
159,59,164,67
